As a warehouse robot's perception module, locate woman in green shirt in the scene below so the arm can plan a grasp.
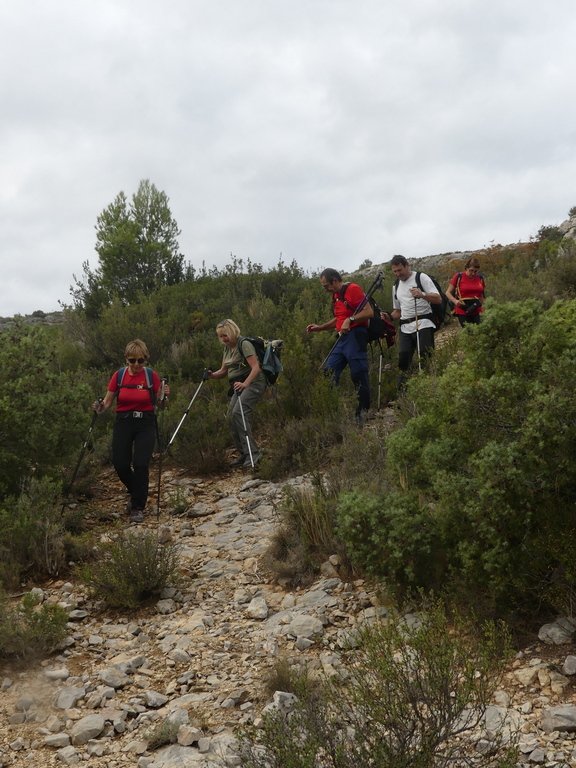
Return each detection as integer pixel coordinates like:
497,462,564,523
207,319,266,467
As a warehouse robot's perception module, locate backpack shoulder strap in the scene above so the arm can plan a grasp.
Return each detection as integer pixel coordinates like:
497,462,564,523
144,367,156,407
334,282,351,304
455,272,462,298
237,336,248,362
116,367,127,391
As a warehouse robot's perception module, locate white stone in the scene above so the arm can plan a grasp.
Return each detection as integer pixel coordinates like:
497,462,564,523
246,597,268,620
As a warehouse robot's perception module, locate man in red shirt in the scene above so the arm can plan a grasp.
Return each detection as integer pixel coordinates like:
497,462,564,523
306,268,374,420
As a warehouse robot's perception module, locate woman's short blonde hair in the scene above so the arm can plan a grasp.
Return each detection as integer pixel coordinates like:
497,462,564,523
124,339,150,360
216,319,241,342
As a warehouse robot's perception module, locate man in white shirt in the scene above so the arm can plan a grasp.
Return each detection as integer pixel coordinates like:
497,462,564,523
390,255,441,389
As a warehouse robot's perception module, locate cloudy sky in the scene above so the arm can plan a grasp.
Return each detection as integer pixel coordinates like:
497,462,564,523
1,0,576,316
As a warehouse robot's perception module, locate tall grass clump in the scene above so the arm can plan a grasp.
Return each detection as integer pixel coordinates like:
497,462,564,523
82,531,182,608
263,485,348,587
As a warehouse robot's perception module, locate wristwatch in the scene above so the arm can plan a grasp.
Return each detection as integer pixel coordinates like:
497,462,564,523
350,315,356,323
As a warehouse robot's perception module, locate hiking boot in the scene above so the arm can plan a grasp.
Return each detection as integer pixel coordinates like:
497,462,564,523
243,452,261,468
130,508,144,524
229,455,247,468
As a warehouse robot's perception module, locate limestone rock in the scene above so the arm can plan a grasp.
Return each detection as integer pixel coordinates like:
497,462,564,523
246,597,268,620
70,714,105,745
56,687,86,710
99,667,131,689
542,705,576,733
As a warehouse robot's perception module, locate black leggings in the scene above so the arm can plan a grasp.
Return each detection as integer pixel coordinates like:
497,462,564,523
112,414,156,510
457,313,482,327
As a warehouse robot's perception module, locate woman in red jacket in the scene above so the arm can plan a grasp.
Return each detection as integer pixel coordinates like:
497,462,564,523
93,340,169,523
445,257,486,327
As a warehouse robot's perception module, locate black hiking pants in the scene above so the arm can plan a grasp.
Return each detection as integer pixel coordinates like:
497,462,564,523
397,327,435,390
112,412,156,510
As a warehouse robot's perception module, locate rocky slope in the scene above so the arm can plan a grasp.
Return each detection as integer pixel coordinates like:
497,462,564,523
2,454,576,768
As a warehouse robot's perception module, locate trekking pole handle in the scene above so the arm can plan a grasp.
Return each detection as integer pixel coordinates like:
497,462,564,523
202,368,211,381
93,396,105,414
353,271,384,315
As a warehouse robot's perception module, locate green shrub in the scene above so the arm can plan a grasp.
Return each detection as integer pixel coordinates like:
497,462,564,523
336,490,442,591
239,600,517,768
0,325,92,500
356,298,576,615
0,477,66,590
82,531,182,608
0,592,69,660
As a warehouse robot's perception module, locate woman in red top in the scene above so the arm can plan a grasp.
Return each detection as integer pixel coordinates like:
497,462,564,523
92,340,169,523
445,257,486,327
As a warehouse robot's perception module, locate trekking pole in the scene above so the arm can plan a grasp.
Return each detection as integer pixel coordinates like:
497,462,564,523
61,397,103,514
237,392,255,468
377,340,383,410
414,297,422,371
155,378,168,519
166,369,210,450
319,333,342,370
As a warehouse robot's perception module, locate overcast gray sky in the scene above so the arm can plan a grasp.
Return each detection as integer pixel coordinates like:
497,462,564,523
1,0,575,316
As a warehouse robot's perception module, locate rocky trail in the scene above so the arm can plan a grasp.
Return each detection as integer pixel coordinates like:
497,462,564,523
3,429,576,766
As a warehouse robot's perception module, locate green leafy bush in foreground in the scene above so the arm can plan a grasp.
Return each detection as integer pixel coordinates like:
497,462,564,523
0,592,69,661
240,600,517,768
0,324,92,500
336,299,576,616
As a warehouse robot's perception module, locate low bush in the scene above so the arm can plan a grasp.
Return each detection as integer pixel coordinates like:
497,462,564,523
144,717,180,750
82,531,182,608
323,422,389,497
239,599,517,768
0,592,69,661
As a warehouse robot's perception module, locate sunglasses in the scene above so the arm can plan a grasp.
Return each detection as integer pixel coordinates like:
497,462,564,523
127,357,146,364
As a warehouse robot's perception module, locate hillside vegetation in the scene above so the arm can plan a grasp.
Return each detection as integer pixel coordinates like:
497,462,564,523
2,197,576,625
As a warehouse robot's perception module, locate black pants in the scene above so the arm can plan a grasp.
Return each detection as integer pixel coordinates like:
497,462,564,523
457,313,482,327
112,414,156,510
397,327,435,390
